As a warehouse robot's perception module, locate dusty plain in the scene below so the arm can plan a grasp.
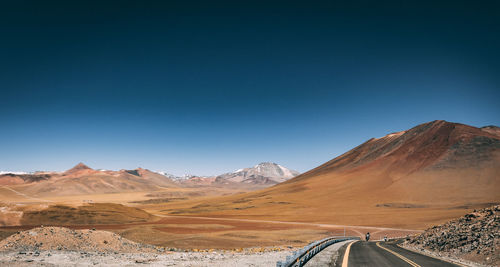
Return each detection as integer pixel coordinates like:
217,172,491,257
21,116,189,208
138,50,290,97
1,186,421,250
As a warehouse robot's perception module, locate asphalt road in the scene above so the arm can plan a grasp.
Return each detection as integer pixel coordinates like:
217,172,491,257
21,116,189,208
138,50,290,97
338,240,462,267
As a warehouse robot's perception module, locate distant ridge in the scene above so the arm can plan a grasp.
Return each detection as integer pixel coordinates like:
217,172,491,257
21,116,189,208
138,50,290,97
0,163,179,196
0,161,300,195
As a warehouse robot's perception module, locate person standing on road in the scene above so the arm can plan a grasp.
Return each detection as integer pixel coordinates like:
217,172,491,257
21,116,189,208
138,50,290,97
366,232,370,241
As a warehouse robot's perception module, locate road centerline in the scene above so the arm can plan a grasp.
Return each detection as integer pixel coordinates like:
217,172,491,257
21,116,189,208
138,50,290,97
376,242,421,267
341,240,358,267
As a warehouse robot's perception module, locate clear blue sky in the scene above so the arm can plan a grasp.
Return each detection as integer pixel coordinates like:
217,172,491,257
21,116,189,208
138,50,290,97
1,1,499,175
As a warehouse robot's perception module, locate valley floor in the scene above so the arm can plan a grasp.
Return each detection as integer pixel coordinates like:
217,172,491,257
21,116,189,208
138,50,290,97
0,215,420,250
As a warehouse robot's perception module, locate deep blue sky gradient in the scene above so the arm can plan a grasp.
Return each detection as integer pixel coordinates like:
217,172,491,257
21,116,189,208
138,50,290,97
1,1,499,175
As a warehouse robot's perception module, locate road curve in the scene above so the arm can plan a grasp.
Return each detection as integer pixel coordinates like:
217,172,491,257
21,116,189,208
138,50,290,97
340,241,461,267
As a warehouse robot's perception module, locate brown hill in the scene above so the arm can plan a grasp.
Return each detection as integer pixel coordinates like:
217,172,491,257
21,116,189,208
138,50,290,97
63,162,94,176
5,164,178,196
292,120,500,181
160,120,500,229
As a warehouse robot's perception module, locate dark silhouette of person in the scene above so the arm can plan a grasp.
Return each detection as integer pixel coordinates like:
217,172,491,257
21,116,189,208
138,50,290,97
366,232,370,241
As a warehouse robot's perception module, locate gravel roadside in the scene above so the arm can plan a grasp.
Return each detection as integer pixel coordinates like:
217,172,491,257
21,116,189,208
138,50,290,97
0,226,295,266
0,250,290,266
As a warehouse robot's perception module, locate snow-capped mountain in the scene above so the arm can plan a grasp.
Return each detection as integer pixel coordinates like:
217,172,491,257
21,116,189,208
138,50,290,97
153,171,180,179
154,172,200,181
216,162,300,185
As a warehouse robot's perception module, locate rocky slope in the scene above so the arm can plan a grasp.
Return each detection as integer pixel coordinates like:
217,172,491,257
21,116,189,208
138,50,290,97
405,205,499,266
215,162,300,185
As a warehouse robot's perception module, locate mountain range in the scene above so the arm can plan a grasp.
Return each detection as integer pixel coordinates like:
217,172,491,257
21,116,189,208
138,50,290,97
0,162,299,196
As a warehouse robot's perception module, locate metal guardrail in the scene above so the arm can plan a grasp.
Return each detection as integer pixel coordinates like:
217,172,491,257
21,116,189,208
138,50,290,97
276,236,359,267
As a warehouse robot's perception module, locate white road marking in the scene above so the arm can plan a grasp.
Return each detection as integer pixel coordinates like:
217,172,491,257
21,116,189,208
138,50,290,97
376,242,420,267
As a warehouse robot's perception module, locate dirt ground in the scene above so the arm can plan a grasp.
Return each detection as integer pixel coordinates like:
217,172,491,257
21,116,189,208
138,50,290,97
0,186,469,250
0,214,420,250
